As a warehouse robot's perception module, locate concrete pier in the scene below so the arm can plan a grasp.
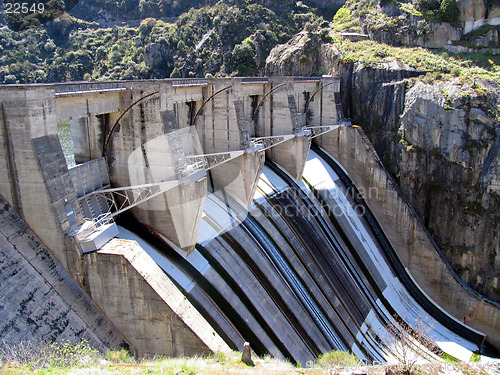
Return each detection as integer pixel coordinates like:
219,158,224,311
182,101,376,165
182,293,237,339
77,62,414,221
0,86,83,276
84,237,231,357
268,132,311,181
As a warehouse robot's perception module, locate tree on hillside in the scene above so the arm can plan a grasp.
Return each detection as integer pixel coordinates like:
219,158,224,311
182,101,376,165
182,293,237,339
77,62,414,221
439,0,460,23
413,0,440,12
232,41,256,76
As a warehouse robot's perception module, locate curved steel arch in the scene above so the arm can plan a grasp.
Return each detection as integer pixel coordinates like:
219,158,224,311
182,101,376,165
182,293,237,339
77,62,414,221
190,85,232,126
102,90,160,156
303,80,337,115
251,83,287,121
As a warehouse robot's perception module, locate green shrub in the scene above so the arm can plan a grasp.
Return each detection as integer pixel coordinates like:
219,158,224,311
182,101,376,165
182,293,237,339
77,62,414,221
333,7,352,24
413,0,440,12
439,0,460,23
470,353,481,362
105,348,134,363
317,350,359,367
3,74,17,84
170,67,181,78
209,351,229,364
0,340,99,369
232,42,256,75
441,353,460,363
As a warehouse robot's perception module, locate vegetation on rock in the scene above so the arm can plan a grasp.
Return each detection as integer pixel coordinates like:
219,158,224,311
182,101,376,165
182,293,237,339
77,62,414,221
0,0,328,83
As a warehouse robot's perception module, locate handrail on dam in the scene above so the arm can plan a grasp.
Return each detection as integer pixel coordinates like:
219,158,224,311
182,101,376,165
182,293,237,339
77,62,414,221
54,81,127,96
172,78,208,87
51,77,324,97
250,134,295,151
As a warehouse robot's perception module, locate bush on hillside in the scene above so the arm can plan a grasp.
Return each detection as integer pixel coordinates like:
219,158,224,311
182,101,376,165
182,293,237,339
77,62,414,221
439,0,460,23
333,7,352,24
413,0,440,12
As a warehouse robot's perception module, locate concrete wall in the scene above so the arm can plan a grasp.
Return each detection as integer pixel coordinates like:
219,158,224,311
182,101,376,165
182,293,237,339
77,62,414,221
315,126,500,351
83,238,231,357
0,194,128,351
98,77,340,250
55,90,123,122
0,79,342,357
0,86,82,274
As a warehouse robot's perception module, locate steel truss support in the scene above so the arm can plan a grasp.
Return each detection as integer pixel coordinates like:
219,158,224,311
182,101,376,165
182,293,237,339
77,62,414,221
249,134,295,151
305,121,351,139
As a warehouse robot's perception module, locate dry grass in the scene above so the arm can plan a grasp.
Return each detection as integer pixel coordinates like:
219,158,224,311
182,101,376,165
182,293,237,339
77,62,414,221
1,344,499,375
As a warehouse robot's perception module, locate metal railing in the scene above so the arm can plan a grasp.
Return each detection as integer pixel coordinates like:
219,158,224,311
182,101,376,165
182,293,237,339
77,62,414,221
54,81,127,96
305,123,347,139
185,150,245,171
250,134,295,151
294,77,321,82
172,78,208,87
242,77,269,84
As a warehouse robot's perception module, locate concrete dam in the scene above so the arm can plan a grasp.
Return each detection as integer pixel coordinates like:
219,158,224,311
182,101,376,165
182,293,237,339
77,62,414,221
1,77,500,363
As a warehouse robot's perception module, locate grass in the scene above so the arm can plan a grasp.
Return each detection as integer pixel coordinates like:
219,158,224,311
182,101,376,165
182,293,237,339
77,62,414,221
441,353,460,363
399,2,423,17
1,343,499,374
317,350,359,367
337,39,500,83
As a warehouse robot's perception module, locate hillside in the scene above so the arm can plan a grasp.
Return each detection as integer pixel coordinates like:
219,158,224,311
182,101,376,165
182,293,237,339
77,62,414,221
0,0,336,82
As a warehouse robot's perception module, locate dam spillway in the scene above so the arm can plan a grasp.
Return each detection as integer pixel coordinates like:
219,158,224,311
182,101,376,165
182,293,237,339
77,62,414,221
1,79,499,362
113,148,488,364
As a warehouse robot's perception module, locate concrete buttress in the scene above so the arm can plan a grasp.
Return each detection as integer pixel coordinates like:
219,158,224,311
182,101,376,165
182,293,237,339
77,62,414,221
267,133,311,181
84,238,231,357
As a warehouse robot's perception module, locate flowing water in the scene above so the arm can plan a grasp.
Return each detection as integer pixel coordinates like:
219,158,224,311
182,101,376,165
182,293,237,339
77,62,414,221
115,148,483,364
57,121,75,167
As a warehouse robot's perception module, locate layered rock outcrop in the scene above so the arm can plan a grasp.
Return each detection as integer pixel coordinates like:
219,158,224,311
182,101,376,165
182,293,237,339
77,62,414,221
339,62,500,301
458,0,500,33
355,0,499,52
265,31,341,76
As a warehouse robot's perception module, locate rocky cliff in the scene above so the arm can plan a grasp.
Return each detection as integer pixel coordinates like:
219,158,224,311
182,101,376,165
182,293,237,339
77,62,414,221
339,62,500,301
265,31,342,76
265,33,500,301
340,0,500,53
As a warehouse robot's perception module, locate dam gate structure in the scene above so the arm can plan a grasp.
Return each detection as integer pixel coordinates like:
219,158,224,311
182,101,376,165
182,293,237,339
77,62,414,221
1,77,500,361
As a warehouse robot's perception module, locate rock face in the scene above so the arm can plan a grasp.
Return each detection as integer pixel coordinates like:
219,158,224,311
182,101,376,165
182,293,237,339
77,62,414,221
340,61,500,301
340,60,424,137
265,31,341,76
362,6,463,49
458,0,487,23
266,23,500,300
458,0,500,33
357,1,499,51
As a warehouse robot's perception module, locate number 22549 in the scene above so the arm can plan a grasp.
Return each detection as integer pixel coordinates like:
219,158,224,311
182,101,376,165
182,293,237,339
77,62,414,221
4,2,45,14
